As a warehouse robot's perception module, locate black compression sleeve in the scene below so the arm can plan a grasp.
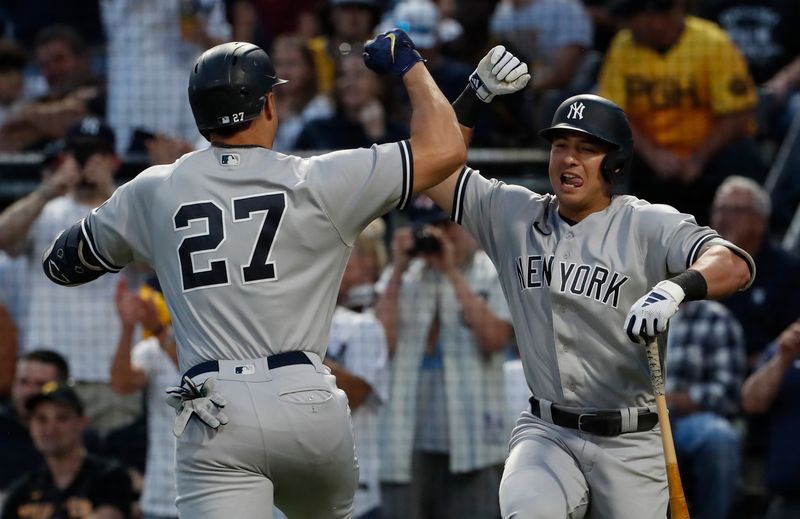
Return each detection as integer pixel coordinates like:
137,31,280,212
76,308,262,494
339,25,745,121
452,85,486,128
671,269,708,301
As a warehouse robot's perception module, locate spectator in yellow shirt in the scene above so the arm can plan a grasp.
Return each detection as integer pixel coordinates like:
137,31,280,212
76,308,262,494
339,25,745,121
599,0,765,224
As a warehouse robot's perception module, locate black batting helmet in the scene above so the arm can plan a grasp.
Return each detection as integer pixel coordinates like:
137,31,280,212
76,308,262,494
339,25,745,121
188,42,287,132
539,94,633,181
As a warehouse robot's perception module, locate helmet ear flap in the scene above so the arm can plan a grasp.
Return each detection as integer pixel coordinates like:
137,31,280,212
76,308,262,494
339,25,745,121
600,149,631,183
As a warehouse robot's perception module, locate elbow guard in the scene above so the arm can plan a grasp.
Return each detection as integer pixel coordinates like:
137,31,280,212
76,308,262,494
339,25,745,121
42,219,112,286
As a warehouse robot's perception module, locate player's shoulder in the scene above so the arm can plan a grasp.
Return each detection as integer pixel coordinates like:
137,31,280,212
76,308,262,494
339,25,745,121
684,15,732,45
608,25,635,51
466,168,553,203
616,195,681,217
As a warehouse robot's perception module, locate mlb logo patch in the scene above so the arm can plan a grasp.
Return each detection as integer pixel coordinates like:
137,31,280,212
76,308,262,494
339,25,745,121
220,153,240,166
234,364,255,375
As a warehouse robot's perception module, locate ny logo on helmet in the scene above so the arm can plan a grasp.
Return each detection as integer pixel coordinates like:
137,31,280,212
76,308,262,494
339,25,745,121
567,102,585,120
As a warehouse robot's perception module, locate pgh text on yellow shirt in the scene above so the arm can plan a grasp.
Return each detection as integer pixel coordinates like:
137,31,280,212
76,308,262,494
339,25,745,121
599,16,757,158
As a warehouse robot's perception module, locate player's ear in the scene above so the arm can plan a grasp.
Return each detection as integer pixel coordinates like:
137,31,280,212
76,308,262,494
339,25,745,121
263,92,276,122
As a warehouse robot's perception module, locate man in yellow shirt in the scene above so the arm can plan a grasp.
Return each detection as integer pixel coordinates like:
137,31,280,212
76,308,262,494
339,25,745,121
599,0,765,224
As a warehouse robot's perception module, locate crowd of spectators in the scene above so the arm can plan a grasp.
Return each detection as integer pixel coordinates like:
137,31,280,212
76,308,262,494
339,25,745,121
1,0,799,518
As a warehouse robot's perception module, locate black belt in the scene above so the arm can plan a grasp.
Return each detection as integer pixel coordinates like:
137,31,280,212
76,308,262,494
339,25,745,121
183,351,313,380
529,397,658,436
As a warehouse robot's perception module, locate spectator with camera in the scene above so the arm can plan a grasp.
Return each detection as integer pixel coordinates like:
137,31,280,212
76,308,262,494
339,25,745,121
0,116,141,434
374,195,514,518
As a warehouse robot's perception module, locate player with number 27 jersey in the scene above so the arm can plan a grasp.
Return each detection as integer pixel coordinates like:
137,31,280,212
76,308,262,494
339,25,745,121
85,142,412,372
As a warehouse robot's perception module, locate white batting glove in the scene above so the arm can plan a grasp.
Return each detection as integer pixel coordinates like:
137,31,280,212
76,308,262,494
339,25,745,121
624,280,685,344
166,376,230,437
469,45,531,102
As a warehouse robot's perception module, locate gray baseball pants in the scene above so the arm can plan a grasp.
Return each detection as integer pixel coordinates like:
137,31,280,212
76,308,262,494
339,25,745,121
500,412,668,519
174,353,358,519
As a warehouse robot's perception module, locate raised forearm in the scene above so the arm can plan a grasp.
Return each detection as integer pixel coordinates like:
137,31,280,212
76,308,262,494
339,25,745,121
691,245,752,299
110,326,147,394
0,189,49,250
404,64,466,192
325,359,372,410
742,354,789,414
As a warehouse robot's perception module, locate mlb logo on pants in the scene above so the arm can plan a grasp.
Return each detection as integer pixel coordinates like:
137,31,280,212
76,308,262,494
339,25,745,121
235,364,254,375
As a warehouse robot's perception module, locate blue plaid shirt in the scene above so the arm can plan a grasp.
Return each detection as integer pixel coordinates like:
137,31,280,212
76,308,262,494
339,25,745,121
666,300,746,418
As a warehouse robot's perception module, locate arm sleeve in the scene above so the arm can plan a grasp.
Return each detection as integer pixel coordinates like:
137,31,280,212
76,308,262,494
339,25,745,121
707,33,758,114
635,203,755,286
452,167,541,266
309,141,412,245
84,177,154,267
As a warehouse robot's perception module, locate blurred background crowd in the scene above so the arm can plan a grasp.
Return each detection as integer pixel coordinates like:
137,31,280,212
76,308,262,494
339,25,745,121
0,0,799,518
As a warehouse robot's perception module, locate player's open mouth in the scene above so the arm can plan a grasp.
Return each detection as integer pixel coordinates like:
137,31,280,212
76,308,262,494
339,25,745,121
560,173,583,188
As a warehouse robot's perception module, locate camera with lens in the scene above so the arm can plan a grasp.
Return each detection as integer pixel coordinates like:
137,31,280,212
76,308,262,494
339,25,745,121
410,225,442,255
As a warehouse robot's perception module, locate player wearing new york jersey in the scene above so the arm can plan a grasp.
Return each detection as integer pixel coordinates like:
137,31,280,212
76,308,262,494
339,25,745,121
39,33,471,519
426,86,755,518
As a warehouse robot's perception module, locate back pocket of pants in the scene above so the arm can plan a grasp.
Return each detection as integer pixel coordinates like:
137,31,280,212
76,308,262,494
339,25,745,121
278,387,350,464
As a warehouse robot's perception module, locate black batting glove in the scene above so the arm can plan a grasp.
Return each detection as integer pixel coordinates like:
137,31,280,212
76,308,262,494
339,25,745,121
363,28,425,77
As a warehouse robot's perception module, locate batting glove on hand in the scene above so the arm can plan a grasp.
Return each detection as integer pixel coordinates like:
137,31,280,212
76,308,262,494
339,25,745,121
166,376,230,437
363,28,425,77
624,280,685,344
469,45,531,102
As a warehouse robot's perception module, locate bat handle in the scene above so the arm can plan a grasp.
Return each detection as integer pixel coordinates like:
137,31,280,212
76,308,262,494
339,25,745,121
645,337,691,519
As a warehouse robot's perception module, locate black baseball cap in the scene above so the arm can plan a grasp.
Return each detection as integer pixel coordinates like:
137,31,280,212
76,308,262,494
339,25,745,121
65,116,116,154
26,382,84,415
610,0,676,17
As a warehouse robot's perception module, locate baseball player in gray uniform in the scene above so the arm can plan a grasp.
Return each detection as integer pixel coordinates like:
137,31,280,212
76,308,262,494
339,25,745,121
37,32,476,519
426,72,756,517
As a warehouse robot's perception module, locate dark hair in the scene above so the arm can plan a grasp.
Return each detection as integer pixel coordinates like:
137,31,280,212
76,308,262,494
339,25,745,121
0,39,27,72
34,25,88,56
20,350,70,381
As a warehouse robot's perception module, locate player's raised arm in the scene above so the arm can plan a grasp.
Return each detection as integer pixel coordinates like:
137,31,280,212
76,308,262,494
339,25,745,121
363,29,465,193
425,46,530,214
625,245,754,343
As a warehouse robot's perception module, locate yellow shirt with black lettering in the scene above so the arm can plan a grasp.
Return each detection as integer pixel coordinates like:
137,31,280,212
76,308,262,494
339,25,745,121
598,16,756,158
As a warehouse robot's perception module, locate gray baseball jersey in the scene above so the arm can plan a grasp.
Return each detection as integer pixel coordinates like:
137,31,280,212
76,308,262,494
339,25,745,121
84,142,412,372
452,167,755,409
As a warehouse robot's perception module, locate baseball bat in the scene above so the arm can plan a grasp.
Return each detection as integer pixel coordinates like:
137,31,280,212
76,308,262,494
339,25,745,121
645,336,691,519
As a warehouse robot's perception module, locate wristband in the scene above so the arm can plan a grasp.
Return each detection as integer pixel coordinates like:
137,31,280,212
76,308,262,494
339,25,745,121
669,269,707,301
452,85,486,128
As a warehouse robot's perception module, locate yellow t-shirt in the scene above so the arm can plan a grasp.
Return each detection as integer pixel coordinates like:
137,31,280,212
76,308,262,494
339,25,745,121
598,16,756,157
